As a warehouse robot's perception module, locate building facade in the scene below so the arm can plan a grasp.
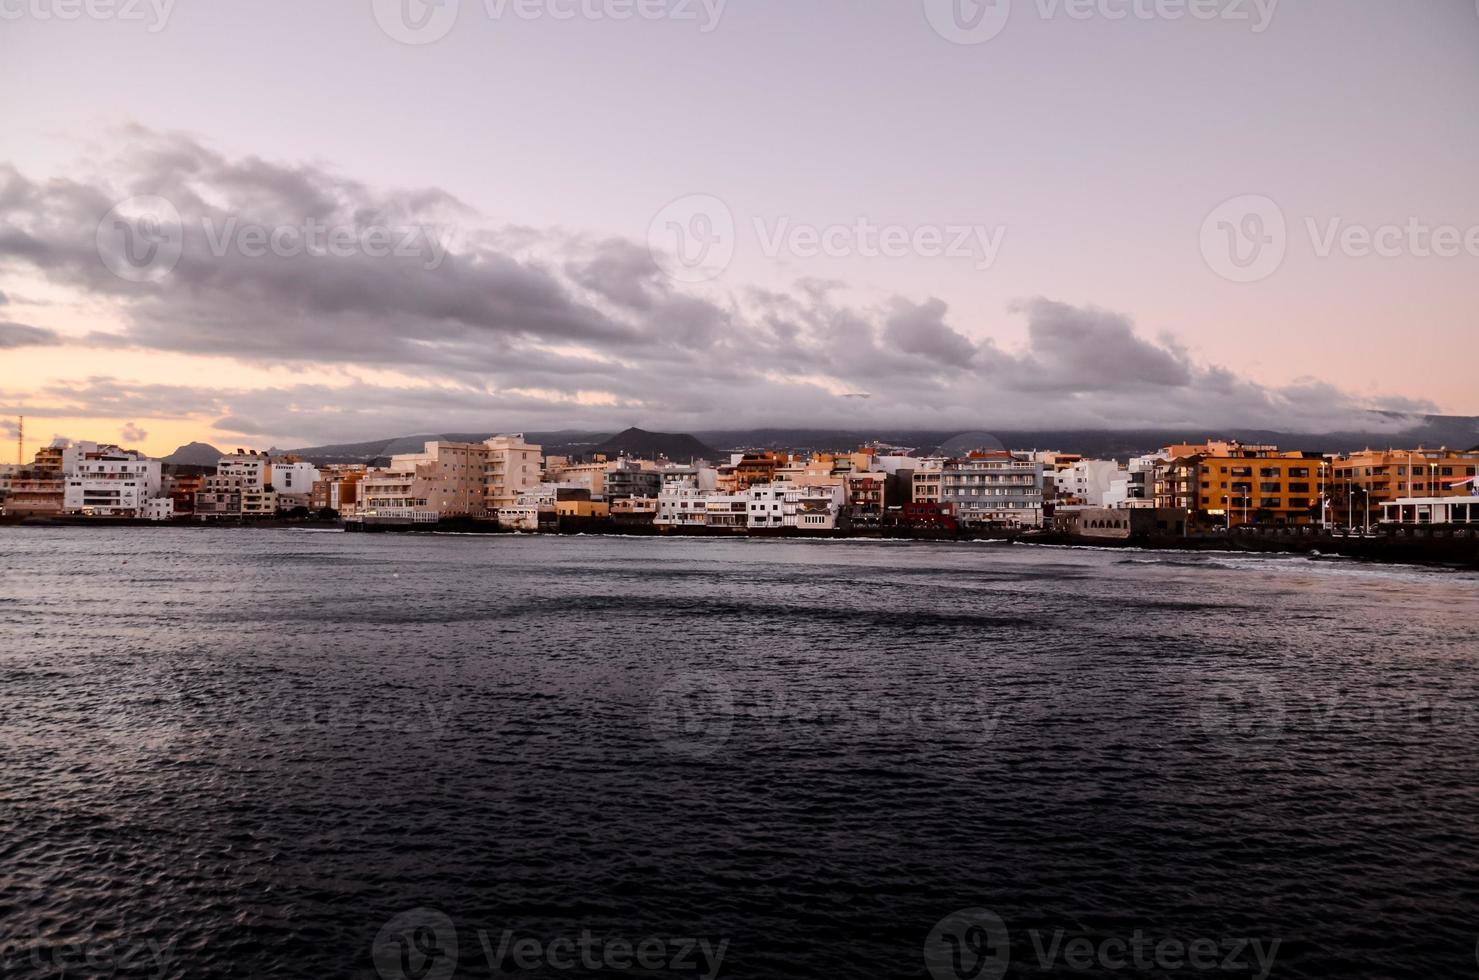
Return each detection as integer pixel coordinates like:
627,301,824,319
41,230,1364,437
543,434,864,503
940,453,1045,527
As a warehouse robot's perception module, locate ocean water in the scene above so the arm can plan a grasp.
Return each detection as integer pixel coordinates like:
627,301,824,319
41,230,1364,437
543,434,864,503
1,527,1477,979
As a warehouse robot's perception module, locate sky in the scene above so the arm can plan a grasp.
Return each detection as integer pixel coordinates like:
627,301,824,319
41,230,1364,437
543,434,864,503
1,0,1477,456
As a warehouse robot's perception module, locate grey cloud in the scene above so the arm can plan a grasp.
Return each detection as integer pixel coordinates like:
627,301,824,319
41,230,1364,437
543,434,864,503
0,321,62,349
0,127,1434,440
120,421,148,442
883,298,978,366
1011,299,1194,391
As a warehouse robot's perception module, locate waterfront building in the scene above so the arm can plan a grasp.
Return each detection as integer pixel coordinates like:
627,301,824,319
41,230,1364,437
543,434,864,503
164,473,205,515
1331,448,1479,528
1155,443,1326,527
360,441,488,521
655,487,746,529
1380,495,1479,525
940,453,1045,528
195,475,246,519
483,434,543,511
241,488,279,518
1053,459,1125,507
4,474,65,516
144,498,175,521
310,465,367,516
62,443,163,516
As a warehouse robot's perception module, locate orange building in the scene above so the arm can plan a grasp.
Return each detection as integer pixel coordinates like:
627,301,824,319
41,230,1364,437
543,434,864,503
1156,443,1326,527
1330,448,1479,528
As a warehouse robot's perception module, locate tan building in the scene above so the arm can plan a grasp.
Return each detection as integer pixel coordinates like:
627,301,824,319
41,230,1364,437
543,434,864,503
544,455,620,499
361,441,489,520
1330,448,1479,528
483,434,543,511
912,469,943,504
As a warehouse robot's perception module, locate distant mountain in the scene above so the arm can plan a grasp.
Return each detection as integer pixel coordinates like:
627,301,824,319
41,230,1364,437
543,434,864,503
162,441,223,465
590,428,717,462
284,431,613,465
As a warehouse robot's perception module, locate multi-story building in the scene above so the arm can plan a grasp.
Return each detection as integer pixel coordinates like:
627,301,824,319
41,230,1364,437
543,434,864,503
483,434,543,511
940,453,1045,527
4,474,65,516
241,488,279,518
62,445,162,516
745,483,845,531
655,487,748,529
164,473,205,515
604,461,663,501
1156,443,1326,527
195,474,246,519
310,465,367,516
217,451,270,487
1053,460,1125,507
544,455,620,500
1330,448,1479,528
360,441,489,521
270,458,321,496
912,466,944,504
0,462,18,508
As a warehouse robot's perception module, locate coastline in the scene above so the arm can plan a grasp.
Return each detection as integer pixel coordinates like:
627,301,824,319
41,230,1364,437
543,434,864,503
4,515,1476,570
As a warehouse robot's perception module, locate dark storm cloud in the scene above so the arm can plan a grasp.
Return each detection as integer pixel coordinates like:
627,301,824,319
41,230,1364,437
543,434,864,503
0,321,62,349
0,127,1433,442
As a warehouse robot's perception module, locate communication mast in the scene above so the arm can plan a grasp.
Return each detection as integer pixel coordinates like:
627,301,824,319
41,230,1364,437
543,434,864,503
15,415,21,465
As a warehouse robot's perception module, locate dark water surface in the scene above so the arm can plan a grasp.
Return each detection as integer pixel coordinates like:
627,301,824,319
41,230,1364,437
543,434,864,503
2,527,1478,979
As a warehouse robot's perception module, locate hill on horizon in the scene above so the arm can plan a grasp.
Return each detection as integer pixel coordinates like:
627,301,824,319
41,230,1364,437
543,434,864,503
588,427,717,462
161,441,225,465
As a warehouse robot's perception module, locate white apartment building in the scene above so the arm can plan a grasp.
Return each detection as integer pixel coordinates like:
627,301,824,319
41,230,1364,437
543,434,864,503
270,460,321,495
1054,460,1125,507
746,483,845,530
62,444,163,516
495,482,580,531
657,484,844,531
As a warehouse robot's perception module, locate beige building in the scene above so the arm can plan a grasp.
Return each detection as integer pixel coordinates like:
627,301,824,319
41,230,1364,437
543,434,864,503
361,441,489,520
483,434,543,511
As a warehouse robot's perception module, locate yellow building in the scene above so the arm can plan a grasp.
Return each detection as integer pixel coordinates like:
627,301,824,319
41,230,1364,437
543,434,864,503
555,499,610,519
